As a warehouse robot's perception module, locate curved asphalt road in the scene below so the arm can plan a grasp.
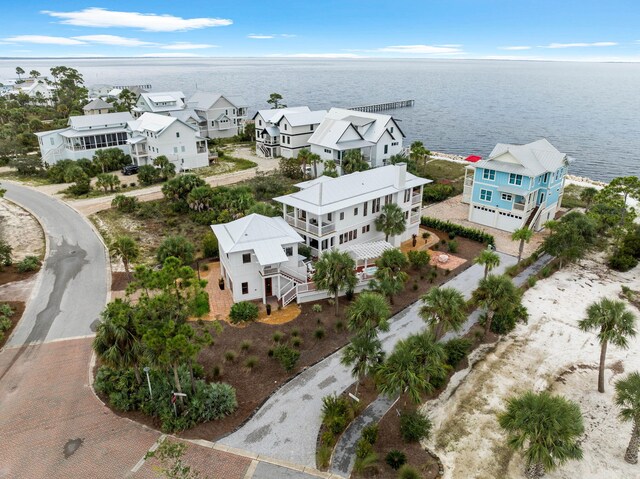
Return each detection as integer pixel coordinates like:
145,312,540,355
3,182,108,347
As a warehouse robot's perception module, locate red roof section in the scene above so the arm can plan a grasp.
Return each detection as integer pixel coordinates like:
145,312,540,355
465,155,482,163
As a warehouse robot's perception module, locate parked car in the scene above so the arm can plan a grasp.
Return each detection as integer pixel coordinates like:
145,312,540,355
121,165,139,175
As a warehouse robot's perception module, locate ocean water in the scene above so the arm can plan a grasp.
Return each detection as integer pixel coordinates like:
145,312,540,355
1,58,638,182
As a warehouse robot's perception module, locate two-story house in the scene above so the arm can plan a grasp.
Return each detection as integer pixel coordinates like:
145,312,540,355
211,214,308,306
187,92,248,139
274,163,430,257
132,91,186,118
35,111,133,165
127,112,208,171
308,108,405,175
82,98,114,116
463,139,570,232
254,107,327,158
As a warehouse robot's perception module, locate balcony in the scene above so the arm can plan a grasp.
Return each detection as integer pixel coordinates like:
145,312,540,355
261,266,279,276
411,193,422,205
513,202,526,211
285,215,335,236
410,211,421,224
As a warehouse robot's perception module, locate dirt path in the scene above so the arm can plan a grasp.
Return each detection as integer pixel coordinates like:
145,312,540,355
424,258,640,479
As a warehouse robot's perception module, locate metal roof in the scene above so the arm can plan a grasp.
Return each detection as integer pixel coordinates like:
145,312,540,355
476,139,568,177
277,110,327,127
60,126,129,138
188,92,247,110
68,112,133,130
83,98,113,111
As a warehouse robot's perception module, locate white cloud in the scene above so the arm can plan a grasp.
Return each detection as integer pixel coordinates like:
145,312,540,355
3,35,86,45
499,46,532,51
377,44,463,54
72,35,157,47
42,7,232,32
140,52,204,57
266,53,364,59
543,42,618,49
248,33,296,39
161,42,217,50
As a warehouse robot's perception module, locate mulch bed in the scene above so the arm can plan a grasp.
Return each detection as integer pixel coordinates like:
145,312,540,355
111,272,130,291
0,266,38,287
100,228,487,442
0,301,26,348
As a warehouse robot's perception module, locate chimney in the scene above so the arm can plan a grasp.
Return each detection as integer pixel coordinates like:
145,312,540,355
394,162,407,190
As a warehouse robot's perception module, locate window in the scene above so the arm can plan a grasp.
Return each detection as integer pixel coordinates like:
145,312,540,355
181,146,185,153
404,189,411,202
258,120,262,126
384,194,392,205
50,137,55,146
173,147,178,153
353,207,358,216
543,172,549,183
242,253,251,263
284,246,293,257
390,126,394,133
327,213,332,221
176,132,180,138
362,225,370,234
241,282,248,295
501,193,513,201
310,124,314,131
480,189,493,202
324,148,332,154
404,211,409,220
284,124,288,131
483,169,496,180
391,141,399,146
372,198,381,213
509,174,523,186
363,202,368,216
384,145,389,154
340,212,345,220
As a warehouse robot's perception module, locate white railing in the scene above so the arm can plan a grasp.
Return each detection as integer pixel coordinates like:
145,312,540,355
410,211,421,224
411,193,422,205
280,265,307,283
282,285,297,306
296,282,318,294
42,143,66,164
262,266,279,276
514,202,525,211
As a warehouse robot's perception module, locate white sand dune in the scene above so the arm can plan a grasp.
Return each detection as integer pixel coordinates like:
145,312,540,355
423,257,640,479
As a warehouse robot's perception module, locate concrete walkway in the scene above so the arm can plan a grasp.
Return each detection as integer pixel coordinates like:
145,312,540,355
329,253,554,477
220,254,518,468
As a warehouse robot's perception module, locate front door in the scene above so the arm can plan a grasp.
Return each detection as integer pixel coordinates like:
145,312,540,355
265,277,273,297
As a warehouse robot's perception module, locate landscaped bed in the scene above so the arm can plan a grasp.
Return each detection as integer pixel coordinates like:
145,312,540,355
0,301,26,348
100,227,488,441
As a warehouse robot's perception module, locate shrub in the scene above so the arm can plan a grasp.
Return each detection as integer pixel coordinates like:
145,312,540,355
111,194,139,213
137,164,161,186
224,350,237,362
16,255,40,273
422,183,455,203
194,290,210,317
412,282,418,291
447,240,458,253
486,304,529,335
443,338,472,368
362,423,379,445
267,348,274,357
229,301,259,324
291,337,303,348
272,331,284,343
291,328,300,337
156,235,195,265
609,253,639,272
244,356,258,370
212,365,223,378
505,265,519,277
527,276,537,288
0,303,14,317
398,464,421,479
356,438,373,459
353,451,378,475
321,394,352,435
0,240,12,268
399,410,432,443
428,269,438,283
385,450,407,470
130,182,136,187
540,266,552,278
317,444,332,469
314,327,326,340
202,232,219,259
312,304,323,313
240,340,252,352
407,250,430,270
335,320,345,332
298,244,312,259
421,217,495,245
448,232,456,240
272,344,300,372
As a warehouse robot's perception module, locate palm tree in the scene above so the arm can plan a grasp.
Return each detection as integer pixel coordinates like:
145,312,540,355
375,203,406,242
419,287,467,340
498,391,584,479
512,227,534,264
578,298,637,393
346,291,391,338
580,187,598,212
376,339,430,406
109,235,140,277
474,249,501,279
313,250,357,316
614,371,640,464
371,248,408,305
297,148,311,179
309,152,322,178
93,299,144,383
473,274,521,335
405,331,447,384
342,149,369,174
341,334,385,395
410,141,429,170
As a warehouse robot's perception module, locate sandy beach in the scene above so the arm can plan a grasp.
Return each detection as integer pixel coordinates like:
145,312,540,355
422,256,640,479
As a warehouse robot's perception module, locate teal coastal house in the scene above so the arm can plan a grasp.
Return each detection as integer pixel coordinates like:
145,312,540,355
462,139,570,232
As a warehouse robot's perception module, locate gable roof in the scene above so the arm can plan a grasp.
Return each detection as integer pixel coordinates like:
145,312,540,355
83,98,113,111
188,92,248,110
211,214,303,265
68,111,133,129
477,139,568,177
128,112,197,135
309,107,404,150
137,91,185,112
275,164,431,215
276,109,327,127
253,106,311,123
168,108,203,124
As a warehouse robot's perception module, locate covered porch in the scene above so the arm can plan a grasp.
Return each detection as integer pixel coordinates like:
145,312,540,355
344,240,395,281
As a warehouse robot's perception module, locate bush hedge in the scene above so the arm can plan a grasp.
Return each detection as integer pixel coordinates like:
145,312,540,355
443,338,472,368
399,410,432,443
17,255,40,273
229,301,259,324
420,217,495,245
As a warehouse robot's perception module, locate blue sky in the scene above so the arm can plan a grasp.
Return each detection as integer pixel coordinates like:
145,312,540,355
1,1,639,61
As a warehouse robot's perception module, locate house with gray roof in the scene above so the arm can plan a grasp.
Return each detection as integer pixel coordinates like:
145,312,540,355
133,91,186,117
308,107,405,175
82,98,114,115
187,92,248,139
463,138,570,232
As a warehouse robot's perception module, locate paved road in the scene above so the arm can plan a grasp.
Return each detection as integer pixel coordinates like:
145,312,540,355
220,254,518,468
3,182,109,347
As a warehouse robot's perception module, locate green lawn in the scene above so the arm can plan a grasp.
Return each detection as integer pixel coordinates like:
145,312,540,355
0,170,52,186
192,157,256,178
422,159,467,181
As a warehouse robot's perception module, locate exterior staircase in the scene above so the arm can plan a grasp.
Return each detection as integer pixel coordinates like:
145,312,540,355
524,206,541,229
42,143,66,165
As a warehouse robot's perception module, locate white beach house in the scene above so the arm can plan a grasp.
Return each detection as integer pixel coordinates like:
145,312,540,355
82,98,114,116
308,107,405,175
211,214,308,306
17,80,56,105
274,163,430,257
187,92,248,139
132,91,186,118
254,107,327,158
35,111,133,165
127,113,209,170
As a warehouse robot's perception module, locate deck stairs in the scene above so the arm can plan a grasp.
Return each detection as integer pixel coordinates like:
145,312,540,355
524,206,541,229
